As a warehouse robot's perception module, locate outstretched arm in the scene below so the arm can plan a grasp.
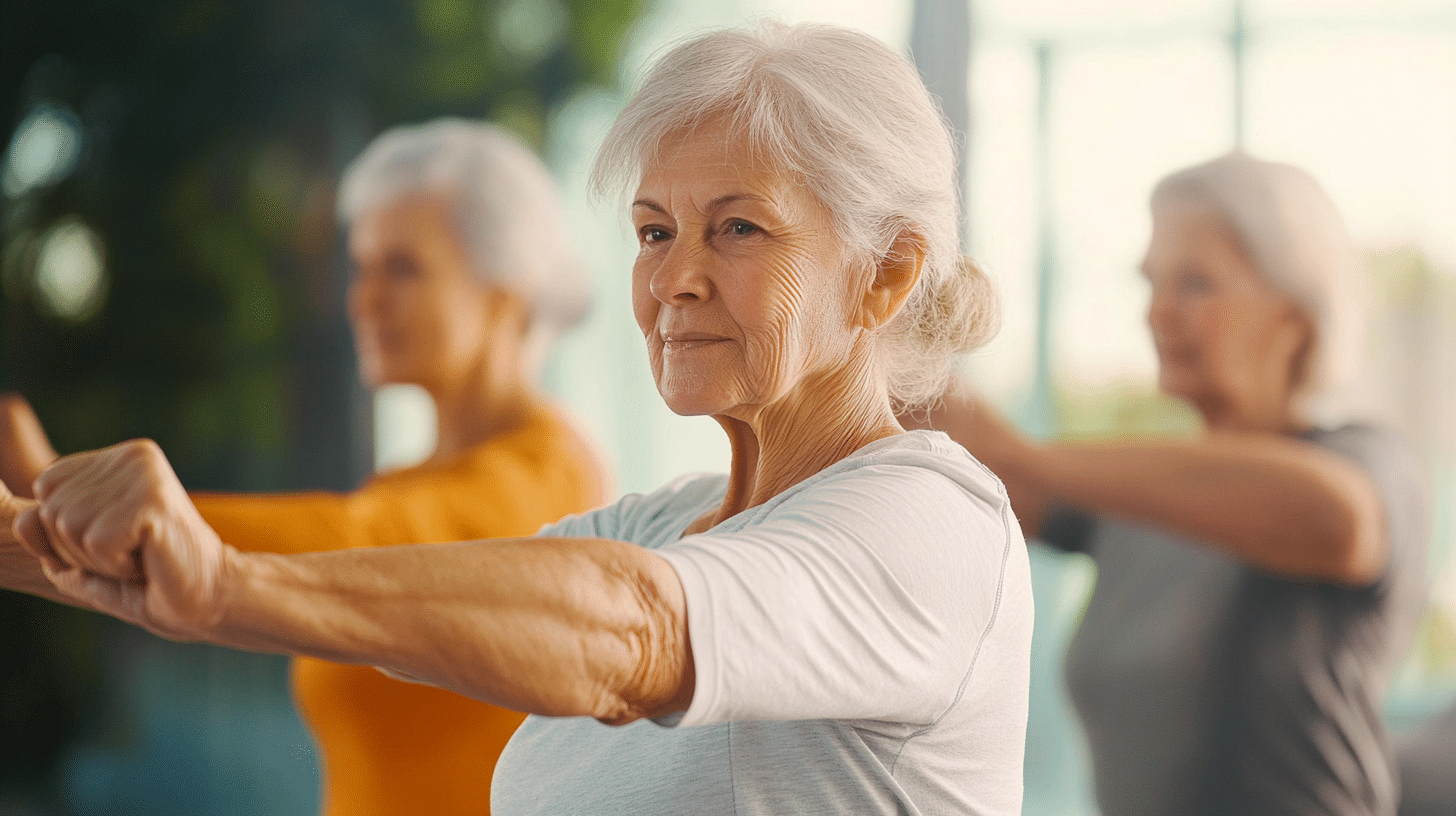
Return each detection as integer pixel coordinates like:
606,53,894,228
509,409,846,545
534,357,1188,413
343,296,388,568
1028,433,1386,585
907,386,1387,586
18,440,694,724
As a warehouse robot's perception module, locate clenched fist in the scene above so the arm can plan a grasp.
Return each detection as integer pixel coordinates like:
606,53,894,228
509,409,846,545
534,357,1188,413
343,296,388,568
16,439,236,642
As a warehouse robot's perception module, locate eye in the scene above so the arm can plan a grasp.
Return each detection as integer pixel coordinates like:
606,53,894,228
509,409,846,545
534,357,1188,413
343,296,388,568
383,253,422,280
639,225,671,245
726,220,759,237
1176,268,1214,295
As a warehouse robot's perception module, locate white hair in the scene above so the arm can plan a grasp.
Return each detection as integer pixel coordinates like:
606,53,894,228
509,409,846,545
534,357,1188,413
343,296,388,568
337,118,592,353
1152,152,1365,403
591,21,998,406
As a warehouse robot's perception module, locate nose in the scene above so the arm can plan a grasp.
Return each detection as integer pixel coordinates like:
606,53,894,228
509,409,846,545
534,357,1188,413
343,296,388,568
1146,284,1176,336
347,269,382,324
648,241,711,305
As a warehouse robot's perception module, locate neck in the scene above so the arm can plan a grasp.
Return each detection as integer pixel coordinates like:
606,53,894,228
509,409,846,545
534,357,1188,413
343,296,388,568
426,344,543,464
1195,389,1309,436
697,343,902,531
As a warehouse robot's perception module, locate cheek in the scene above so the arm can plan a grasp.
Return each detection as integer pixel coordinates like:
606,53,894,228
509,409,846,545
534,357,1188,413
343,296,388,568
736,260,852,397
631,261,658,337
1171,299,1220,348
1201,302,1256,356
401,284,479,366
729,270,805,377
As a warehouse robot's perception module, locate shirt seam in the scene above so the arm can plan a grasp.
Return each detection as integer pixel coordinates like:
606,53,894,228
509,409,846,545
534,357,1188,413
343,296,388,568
887,464,1014,776
727,720,740,815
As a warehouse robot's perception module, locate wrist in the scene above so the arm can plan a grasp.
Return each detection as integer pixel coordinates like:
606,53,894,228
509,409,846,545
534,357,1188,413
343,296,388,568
206,543,257,643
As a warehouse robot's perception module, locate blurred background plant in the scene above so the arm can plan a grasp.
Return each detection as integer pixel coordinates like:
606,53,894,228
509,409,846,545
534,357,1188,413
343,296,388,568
1,1,643,812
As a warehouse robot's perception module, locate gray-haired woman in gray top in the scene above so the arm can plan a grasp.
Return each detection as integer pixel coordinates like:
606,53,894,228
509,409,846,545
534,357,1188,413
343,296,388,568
913,152,1428,815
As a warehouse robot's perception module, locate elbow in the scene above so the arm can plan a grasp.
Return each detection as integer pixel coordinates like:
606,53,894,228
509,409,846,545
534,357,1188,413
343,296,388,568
1316,491,1388,587
584,554,695,726
1326,519,1386,587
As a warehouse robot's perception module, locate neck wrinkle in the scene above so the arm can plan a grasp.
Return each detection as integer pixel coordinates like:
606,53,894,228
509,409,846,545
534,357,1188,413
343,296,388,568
707,341,901,528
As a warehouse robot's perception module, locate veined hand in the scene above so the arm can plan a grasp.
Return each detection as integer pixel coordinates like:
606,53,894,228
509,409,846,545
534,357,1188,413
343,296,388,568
16,439,235,642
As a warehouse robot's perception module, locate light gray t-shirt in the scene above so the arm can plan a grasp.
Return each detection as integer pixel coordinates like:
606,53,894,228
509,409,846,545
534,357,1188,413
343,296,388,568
491,431,1034,815
1043,425,1428,816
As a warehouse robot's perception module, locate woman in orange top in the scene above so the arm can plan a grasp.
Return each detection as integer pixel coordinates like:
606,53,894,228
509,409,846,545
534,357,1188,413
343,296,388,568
0,118,612,816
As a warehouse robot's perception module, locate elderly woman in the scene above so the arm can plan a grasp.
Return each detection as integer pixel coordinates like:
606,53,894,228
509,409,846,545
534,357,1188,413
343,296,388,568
1,22,1032,815
0,119,610,816
910,153,1428,815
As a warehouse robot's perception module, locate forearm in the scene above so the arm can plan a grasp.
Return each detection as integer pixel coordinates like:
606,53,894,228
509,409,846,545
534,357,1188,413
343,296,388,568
1030,436,1385,583
2,540,85,606
213,536,692,722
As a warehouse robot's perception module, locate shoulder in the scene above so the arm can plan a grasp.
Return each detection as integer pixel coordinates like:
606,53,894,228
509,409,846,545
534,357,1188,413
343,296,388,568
1308,422,1430,573
367,406,585,485
1305,423,1412,464
731,431,1022,580
1304,423,1426,508
537,472,727,548
799,429,1010,512
471,404,606,473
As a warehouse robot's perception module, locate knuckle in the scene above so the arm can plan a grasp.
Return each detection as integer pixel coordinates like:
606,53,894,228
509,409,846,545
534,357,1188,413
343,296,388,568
134,438,165,459
117,438,154,462
54,513,85,547
131,439,171,478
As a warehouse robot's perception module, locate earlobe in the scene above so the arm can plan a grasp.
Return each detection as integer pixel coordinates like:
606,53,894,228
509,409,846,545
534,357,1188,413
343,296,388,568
859,231,925,330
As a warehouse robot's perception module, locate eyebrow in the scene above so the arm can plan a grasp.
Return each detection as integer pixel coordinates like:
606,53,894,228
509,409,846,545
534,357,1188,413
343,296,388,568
631,193,770,215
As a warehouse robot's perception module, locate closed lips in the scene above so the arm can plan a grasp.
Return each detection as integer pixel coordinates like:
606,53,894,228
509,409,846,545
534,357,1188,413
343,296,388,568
662,333,730,351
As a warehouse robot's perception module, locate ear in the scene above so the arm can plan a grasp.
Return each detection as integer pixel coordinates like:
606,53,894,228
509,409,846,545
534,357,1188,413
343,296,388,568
1281,303,1317,392
858,230,925,331
479,286,532,336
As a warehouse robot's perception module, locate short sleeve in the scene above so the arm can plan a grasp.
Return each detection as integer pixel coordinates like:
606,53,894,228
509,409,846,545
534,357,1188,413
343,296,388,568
657,463,1017,728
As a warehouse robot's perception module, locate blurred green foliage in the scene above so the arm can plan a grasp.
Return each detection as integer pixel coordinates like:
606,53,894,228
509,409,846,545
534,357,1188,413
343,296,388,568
0,0,646,810
1,0,645,487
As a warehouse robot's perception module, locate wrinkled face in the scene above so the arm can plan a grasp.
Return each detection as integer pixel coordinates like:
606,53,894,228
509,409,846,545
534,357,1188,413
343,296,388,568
346,194,497,390
630,121,865,419
1142,199,1310,410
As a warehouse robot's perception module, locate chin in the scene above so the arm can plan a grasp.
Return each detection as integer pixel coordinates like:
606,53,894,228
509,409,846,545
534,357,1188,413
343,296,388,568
367,363,427,390
659,392,725,417
1156,369,1198,402
656,380,733,418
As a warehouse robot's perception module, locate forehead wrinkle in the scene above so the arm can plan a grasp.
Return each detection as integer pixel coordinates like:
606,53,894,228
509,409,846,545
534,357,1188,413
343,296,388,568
706,192,769,213
633,185,786,224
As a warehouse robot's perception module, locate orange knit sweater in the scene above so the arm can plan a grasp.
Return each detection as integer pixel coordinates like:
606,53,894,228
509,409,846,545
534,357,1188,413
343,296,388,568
191,407,610,816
